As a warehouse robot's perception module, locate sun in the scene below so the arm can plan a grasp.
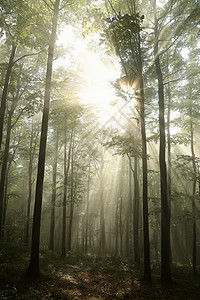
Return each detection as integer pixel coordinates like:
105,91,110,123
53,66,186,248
57,25,121,125
77,50,120,106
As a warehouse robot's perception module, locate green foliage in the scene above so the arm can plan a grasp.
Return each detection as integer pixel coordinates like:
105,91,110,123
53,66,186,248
1,251,200,299
105,134,141,157
102,12,144,84
0,0,51,49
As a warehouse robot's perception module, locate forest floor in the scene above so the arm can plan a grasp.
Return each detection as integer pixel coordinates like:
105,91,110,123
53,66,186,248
0,247,200,299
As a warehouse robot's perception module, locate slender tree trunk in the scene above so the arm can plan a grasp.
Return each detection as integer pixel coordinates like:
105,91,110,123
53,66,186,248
1,172,9,242
166,63,172,265
99,176,106,256
85,162,90,254
99,150,106,256
25,143,33,245
2,133,19,242
154,0,171,283
115,198,119,256
25,122,38,245
0,109,13,242
62,126,72,257
67,133,75,253
26,0,60,277
189,105,198,276
119,195,123,256
137,31,151,281
62,123,67,257
133,156,140,265
125,159,131,257
0,44,17,150
167,65,171,218
49,129,59,251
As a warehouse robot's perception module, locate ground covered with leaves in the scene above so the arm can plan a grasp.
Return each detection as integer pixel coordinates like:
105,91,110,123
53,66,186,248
0,247,200,299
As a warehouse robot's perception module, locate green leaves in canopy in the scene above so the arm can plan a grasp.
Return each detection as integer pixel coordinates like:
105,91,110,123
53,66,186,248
105,134,141,158
0,0,51,49
104,13,144,57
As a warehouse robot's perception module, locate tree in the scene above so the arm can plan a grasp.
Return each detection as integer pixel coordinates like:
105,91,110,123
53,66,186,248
49,129,59,252
153,0,171,283
0,60,41,243
26,0,60,277
61,125,72,257
25,120,40,246
0,0,49,150
104,2,151,281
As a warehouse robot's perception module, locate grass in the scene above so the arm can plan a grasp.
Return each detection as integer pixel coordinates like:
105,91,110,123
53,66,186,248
0,247,200,299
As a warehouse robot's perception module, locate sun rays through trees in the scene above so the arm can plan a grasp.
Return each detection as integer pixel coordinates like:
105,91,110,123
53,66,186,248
0,0,200,296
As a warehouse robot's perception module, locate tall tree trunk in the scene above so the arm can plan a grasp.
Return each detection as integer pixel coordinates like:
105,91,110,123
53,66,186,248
167,65,171,219
119,194,123,256
2,132,19,242
125,159,131,257
166,61,172,264
61,125,72,257
133,156,140,265
85,161,90,254
25,122,38,245
189,104,198,276
99,150,106,256
0,44,17,150
67,132,75,253
26,0,60,277
99,176,106,256
49,129,59,251
138,31,151,281
0,103,14,242
115,197,119,256
62,123,67,257
154,0,171,283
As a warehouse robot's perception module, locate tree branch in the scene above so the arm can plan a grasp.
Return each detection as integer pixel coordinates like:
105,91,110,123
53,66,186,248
107,0,118,17
12,50,44,66
42,0,54,11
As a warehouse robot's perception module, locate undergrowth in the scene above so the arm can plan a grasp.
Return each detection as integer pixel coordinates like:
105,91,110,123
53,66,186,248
0,246,199,299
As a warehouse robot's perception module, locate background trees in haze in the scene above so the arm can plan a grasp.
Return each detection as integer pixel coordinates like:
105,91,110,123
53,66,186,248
0,0,200,284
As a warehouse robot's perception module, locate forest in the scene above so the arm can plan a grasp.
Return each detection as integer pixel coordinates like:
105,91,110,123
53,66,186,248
0,0,200,299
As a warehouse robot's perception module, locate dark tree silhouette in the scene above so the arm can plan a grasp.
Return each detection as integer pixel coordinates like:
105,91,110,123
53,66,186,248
26,0,60,277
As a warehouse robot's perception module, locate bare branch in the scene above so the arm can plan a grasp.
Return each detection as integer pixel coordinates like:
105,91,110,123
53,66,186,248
127,153,135,174
11,107,26,129
42,0,54,11
12,50,44,66
163,78,182,85
59,1,74,11
107,0,118,17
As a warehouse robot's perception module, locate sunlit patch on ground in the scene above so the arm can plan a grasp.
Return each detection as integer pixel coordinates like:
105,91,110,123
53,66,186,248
0,253,200,299
59,272,78,285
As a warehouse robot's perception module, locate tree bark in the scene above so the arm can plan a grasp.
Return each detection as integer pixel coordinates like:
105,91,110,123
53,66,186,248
25,122,39,245
133,156,140,265
0,113,12,242
115,197,119,256
154,0,171,283
26,0,60,277
99,176,106,256
85,161,90,254
125,159,131,257
99,150,106,256
25,124,34,245
67,131,75,253
49,129,59,251
137,29,151,281
0,44,17,150
119,194,123,256
61,127,72,257
189,104,198,276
